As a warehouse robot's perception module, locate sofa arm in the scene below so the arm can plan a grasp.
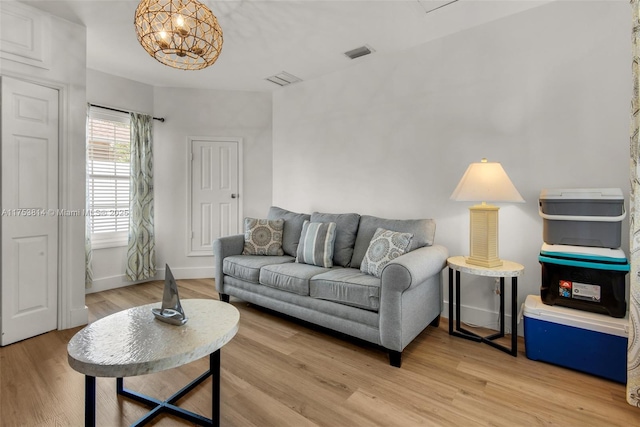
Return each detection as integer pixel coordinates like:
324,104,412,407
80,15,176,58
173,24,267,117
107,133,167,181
381,244,449,293
378,244,448,353
213,234,245,293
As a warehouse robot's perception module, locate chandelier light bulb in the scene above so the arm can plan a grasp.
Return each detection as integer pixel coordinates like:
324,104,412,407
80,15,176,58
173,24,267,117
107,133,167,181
174,14,189,37
157,30,170,49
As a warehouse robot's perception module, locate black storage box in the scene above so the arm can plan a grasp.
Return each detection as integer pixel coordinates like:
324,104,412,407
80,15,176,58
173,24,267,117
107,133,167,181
539,244,628,318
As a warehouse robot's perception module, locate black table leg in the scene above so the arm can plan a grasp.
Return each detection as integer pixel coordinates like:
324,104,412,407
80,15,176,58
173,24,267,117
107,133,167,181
85,375,96,427
211,350,221,427
115,350,223,426
455,270,461,332
448,267,454,335
499,277,505,336
448,268,517,356
511,277,518,356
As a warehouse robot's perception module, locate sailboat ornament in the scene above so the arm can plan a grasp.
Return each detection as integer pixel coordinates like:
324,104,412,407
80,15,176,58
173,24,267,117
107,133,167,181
152,264,188,325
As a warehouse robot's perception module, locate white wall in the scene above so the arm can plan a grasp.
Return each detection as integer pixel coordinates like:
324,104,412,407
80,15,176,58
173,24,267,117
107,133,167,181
1,3,88,328
152,87,272,280
272,1,631,335
86,73,273,291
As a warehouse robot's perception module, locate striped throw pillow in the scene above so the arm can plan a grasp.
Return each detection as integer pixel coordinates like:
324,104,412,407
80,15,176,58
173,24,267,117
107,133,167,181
296,221,337,268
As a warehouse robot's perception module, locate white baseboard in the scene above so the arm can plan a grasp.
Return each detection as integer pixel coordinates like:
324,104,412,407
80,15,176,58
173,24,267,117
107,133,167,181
66,306,89,328
86,266,215,294
166,266,215,280
442,300,523,337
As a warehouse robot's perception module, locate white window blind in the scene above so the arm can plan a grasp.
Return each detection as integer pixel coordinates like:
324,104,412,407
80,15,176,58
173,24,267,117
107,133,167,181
87,108,130,247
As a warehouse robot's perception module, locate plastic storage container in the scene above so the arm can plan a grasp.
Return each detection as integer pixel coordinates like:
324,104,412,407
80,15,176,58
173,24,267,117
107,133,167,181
539,188,625,248
523,295,628,383
539,244,628,318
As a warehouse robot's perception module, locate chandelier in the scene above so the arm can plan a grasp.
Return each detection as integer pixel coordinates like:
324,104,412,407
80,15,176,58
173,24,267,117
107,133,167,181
134,0,223,70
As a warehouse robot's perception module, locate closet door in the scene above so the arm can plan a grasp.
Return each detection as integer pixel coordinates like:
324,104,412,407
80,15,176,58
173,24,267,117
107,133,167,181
1,76,59,345
188,137,241,256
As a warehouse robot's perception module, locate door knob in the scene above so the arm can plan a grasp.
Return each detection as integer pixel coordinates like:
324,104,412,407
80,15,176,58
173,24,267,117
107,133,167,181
231,194,238,199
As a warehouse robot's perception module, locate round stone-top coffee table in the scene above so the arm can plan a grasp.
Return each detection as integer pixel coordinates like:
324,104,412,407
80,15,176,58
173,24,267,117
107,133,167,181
68,299,239,427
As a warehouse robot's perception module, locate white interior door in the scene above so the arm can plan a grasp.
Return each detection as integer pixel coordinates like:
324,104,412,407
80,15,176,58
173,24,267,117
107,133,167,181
188,137,241,256
1,76,59,346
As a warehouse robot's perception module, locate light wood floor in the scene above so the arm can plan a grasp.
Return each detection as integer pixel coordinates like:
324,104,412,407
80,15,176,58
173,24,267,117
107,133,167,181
1,278,639,426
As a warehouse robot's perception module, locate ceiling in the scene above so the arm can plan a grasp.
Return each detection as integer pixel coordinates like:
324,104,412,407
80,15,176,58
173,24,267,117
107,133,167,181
20,0,550,92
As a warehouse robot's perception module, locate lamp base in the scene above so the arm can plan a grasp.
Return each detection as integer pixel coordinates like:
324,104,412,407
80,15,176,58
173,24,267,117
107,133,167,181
465,255,503,268
468,204,502,268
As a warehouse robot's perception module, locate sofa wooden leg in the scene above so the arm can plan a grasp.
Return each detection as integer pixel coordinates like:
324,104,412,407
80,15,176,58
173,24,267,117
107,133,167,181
430,314,441,328
389,350,402,368
219,293,230,303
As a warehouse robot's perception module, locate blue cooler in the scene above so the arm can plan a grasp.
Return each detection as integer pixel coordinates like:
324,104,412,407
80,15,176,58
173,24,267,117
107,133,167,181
523,295,628,383
539,244,628,318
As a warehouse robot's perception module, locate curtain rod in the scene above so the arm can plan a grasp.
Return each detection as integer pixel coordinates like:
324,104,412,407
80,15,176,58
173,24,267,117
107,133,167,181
89,103,165,123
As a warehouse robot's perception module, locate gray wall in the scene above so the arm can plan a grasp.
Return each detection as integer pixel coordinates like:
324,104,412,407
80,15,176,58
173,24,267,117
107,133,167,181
272,1,631,333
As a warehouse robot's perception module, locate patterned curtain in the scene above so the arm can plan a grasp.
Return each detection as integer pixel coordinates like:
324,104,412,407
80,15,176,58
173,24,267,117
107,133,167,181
629,0,640,407
85,104,93,288
125,112,156,281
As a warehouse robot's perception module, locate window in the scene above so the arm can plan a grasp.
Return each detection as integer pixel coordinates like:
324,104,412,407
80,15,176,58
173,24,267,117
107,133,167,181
87,108,130,248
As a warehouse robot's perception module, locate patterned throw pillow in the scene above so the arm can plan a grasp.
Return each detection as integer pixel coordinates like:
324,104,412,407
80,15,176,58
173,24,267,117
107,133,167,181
361,228,413,277
296,220,337,268
242,217,284,256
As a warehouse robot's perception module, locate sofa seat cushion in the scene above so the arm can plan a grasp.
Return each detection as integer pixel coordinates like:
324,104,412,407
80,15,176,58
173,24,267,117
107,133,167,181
310,268,381,311
223,255,294,283
260,262,332,295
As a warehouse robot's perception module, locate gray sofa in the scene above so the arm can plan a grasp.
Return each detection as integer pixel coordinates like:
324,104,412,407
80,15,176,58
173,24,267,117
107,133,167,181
213,206,448,367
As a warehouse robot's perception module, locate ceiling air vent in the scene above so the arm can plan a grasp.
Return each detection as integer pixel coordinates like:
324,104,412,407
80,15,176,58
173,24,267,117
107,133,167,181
344,45,374,60
265,71,302,87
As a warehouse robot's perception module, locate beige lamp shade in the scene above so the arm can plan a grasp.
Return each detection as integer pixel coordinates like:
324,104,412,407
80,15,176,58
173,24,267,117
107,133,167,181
451,159,524,268
450,159,524,203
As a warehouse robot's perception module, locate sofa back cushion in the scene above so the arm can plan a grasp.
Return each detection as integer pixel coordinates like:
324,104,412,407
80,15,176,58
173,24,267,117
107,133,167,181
310,211,360,267
267,206,311,257
351,216,436,269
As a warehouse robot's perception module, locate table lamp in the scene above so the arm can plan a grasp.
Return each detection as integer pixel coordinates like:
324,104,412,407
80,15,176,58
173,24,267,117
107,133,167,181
450,158,524,268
